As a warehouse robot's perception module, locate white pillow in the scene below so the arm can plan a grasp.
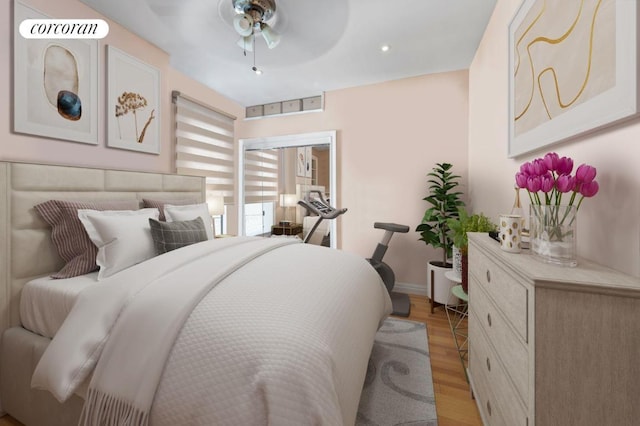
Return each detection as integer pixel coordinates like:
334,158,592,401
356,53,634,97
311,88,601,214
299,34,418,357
164,203,214,239
78,208,160,280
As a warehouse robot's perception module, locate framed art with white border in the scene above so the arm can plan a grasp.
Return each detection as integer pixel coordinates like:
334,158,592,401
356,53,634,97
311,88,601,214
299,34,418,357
13,0,99,145
107,45,160,154
508,0,638,158
304,146,312,178
296,146,306,177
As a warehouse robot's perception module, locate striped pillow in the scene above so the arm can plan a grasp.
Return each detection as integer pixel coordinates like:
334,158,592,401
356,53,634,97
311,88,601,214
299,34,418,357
142,198,197,221
35,199,139,279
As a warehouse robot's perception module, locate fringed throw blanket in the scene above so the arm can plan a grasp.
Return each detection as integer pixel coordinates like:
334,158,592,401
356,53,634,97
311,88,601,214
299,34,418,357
32,237,392,426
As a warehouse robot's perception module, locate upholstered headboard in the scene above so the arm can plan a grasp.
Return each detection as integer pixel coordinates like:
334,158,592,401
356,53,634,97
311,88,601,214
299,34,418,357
0,162,205,335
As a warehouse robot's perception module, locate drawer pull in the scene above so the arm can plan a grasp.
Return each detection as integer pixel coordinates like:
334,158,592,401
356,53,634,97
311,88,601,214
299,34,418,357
487,313,492,327
487,400,492,416
486,270,491,283
486,357,491,371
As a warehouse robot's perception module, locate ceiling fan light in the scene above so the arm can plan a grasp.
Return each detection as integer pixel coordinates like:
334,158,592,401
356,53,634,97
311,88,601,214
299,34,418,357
260,23,280,49
233,13,254,37
237,35,254,52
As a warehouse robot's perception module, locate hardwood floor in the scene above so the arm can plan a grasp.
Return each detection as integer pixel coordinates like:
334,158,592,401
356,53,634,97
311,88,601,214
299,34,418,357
0,416,20,426
399,294,482,426
0,294,480,426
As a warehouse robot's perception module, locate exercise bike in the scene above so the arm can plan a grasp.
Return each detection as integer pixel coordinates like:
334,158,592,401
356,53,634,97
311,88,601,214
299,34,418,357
298,192,410,316
368,223,411,317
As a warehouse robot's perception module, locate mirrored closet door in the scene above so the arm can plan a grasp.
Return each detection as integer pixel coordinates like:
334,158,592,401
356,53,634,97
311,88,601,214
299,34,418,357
238,131,337,248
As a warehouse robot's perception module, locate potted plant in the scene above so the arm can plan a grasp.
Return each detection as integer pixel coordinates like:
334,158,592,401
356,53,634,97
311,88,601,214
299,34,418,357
447,209,496,292
416,163,465,310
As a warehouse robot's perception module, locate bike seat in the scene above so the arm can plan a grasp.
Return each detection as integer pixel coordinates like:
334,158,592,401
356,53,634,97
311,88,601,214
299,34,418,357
374,222,410,233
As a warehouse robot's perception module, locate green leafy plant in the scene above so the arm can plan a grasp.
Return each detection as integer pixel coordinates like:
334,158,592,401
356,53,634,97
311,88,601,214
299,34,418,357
447,209,497,255
415,163,465,266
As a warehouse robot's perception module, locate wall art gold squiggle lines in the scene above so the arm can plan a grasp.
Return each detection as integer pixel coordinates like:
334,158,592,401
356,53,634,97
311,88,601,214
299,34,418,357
537,0,603,118
514,0,547,76
515,0,584,121
513,0,615,137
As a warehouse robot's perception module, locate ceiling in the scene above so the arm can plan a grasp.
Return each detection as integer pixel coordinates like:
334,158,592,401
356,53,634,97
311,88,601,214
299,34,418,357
80,0,497,107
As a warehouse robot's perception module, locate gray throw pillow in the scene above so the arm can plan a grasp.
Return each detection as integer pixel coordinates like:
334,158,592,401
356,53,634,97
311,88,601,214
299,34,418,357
148,217,208,255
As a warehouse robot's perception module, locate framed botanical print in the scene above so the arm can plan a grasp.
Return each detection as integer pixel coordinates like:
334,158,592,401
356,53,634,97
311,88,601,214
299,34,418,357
107,45,160,154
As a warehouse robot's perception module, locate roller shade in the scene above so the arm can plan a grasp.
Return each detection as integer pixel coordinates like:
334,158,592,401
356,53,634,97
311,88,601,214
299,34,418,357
244,149,279,204
173,92,236,204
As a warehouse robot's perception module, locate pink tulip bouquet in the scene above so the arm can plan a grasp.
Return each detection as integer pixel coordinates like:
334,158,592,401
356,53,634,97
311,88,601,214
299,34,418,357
515,152,599,266
515,152,599,210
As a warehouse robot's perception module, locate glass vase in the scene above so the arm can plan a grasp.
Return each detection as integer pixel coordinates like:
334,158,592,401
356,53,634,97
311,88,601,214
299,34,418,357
529,204,577,267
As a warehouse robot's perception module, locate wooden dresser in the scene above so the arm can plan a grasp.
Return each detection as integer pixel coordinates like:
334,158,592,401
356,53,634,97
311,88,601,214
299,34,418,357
467,233,640,426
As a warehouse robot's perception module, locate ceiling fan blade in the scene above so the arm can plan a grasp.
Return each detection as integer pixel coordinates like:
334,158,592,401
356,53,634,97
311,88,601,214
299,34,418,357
237,35,254,52
260,23,280,49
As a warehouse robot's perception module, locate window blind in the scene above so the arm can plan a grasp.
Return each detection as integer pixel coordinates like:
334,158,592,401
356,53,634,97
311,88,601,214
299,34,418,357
244,148,279,204
173,91,236,204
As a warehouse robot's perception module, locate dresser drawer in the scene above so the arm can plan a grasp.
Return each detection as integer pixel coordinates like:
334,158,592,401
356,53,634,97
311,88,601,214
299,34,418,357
469,278,528,403
469,248,528,341
469,351,508,426
470,311,528,426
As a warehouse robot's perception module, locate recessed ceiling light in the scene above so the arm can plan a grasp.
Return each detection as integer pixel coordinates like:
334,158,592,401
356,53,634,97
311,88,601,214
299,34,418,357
381,44,391,52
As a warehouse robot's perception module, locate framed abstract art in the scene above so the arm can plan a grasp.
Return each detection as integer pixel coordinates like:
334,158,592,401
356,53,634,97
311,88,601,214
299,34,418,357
106,45,160,154
13,0,99,145
508,0,638,157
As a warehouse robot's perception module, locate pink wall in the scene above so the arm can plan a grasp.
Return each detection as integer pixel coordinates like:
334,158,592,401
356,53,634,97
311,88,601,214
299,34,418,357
468,0,640,277
3,0,476,288
0,0,243,173
238,71,470,287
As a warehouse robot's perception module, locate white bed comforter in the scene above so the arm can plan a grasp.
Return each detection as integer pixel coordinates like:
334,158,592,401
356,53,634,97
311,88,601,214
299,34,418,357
32,237,392,426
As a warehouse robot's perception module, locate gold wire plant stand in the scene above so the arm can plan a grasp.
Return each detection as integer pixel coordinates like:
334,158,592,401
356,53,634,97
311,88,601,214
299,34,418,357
444,272,469,382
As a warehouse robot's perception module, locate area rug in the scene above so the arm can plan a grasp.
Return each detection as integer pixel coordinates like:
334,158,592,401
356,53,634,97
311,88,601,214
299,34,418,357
356,318,437,426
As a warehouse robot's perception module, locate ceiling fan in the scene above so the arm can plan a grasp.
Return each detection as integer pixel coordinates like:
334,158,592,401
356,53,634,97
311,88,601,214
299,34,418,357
232,0,281,51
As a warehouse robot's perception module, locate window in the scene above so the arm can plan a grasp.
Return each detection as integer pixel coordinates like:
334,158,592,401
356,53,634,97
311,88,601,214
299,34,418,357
244,202,274,237
244,149,279,204
173,91,236,221
212,205,228,236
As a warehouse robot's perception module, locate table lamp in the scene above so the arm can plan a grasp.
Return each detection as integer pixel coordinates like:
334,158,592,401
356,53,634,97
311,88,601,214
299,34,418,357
279,193,297,225
207,194,225,235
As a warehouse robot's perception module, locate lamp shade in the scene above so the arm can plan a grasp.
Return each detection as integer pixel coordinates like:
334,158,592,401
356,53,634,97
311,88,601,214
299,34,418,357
233,13,254,37
280,193,298,208
207,195,225,216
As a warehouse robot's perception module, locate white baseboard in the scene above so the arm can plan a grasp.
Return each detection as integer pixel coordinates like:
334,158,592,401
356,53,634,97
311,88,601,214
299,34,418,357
393,282,427,297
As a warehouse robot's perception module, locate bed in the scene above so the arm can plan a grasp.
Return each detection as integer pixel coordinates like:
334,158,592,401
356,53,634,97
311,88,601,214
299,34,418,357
0,162,391,426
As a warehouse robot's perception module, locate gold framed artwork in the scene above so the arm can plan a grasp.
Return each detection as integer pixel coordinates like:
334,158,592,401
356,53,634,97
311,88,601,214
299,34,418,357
508,0,638,157
13,0,99,145
107,45,160,154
